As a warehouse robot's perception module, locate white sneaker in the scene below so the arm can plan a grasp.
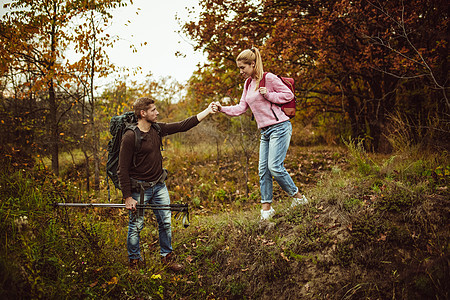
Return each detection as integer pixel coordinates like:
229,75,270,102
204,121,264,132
260,208,275,220
291,195,308,208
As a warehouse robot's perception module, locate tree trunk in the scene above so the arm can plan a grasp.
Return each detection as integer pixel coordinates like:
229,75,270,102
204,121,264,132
368,74,398,153
93,120,100,190
84,150,90,191
48,79,59,175
345,92,365,143
49,4,59,175
89,11,100,190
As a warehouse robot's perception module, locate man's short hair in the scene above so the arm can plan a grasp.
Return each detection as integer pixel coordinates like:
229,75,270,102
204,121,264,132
133,97,155,119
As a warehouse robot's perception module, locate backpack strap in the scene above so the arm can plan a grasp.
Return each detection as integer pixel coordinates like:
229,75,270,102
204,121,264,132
126,125,142,167
152,123,164,151
259,72,268,88
245,72,268,90
132,126,142,150
258,72,279,121
246,74,270,121
244,77,252,91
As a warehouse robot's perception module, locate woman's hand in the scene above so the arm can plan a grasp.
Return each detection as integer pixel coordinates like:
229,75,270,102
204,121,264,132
259,87,267,95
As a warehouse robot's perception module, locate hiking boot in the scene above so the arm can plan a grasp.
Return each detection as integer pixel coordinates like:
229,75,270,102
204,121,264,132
260,207,275,220
129,258,140,270
161,252,184,272
291,195,308,208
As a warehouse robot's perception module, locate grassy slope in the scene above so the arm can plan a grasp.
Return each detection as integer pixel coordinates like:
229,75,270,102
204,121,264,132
0,145,448,299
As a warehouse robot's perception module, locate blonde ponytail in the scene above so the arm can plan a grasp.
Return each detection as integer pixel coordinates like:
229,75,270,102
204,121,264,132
236,47,264,90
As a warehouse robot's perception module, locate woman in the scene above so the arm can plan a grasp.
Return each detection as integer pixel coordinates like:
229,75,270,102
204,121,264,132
213,48,308,220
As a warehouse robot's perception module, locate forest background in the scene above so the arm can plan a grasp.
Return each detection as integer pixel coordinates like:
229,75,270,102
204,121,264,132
0,0,448,299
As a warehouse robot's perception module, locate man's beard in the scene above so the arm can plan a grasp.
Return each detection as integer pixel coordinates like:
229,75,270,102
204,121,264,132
144,115,156,123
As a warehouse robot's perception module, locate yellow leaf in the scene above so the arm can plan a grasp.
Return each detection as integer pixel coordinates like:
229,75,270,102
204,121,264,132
107,276,118,285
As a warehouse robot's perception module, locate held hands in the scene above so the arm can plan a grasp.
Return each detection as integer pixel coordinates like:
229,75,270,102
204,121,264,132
211,101,222,113
197,102,219,121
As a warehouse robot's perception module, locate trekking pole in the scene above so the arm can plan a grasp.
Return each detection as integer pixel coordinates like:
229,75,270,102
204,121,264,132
52,202,190,228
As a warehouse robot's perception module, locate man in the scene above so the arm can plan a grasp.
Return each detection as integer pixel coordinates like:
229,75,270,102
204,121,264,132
118,97,215,271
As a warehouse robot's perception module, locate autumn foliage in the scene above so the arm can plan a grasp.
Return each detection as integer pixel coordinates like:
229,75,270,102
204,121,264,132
181,0,449,152
0,1,449,298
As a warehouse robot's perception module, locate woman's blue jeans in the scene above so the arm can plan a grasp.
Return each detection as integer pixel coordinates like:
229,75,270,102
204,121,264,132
128,182,172,260
259,121,299,204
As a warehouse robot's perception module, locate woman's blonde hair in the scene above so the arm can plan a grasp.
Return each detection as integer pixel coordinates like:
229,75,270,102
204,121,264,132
236,47,264,90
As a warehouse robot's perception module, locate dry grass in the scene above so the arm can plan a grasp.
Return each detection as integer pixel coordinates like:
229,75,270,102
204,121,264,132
1,143,448,299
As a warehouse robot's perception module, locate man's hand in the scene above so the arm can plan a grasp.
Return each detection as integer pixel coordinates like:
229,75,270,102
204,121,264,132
125,197,137,211
207,102,217,114
197,102,217,121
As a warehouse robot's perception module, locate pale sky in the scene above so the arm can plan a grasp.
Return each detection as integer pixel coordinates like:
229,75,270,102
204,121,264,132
0,0,206,85
106,0,206,84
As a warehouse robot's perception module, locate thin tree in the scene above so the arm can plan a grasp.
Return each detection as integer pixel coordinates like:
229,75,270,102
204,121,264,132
0,0,130,175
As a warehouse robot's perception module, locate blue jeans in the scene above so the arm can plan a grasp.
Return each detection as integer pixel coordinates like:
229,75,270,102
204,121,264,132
259,121,299,204
128,182,172,260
